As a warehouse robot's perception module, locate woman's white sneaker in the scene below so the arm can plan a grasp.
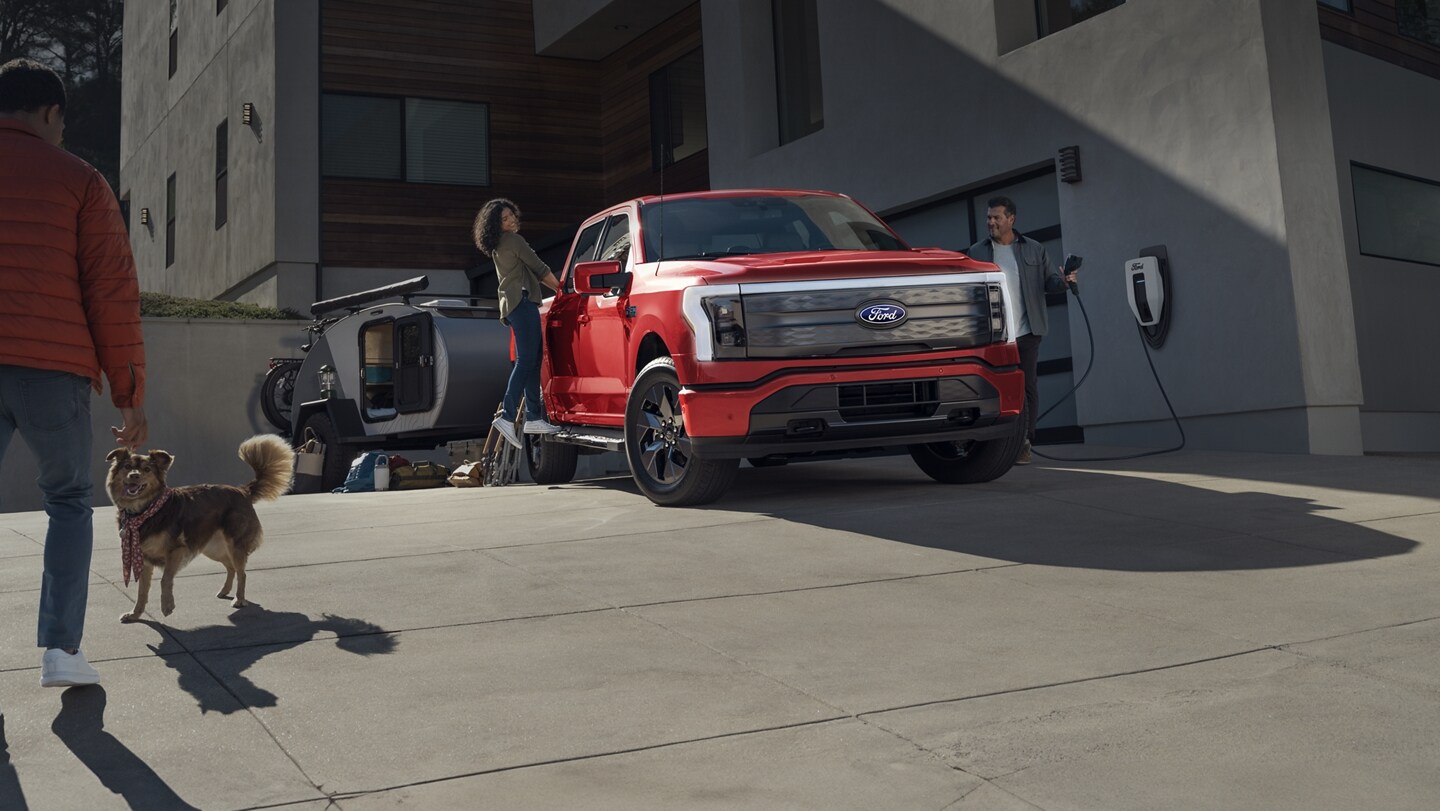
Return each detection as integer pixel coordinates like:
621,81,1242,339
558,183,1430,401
40,648,101,687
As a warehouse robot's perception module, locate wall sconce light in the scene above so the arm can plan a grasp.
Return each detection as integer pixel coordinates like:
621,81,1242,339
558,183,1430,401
139,207,151,226
241,102,255,127
1058,145,1082,184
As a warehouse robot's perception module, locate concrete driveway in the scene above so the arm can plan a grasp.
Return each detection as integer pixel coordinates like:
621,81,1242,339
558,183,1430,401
2,448,1438,809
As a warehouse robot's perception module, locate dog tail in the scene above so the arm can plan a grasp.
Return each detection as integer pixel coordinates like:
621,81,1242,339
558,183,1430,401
239,434,296,502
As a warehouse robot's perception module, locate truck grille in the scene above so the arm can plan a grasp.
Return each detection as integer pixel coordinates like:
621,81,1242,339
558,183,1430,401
838,381,940,421
741,282,998,359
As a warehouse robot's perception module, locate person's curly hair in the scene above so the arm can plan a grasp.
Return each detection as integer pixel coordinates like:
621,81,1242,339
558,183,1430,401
473,198,519,257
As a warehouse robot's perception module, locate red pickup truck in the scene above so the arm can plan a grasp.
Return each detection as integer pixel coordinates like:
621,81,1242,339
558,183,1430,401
527,189,1027,506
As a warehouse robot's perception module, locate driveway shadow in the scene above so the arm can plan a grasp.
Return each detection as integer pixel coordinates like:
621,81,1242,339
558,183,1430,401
51,687,200,810
0,713,27,811
139,607,398,715
562,455,1426,572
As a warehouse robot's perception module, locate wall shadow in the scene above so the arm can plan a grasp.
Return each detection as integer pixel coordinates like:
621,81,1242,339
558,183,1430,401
140,608,398,715
51,687,200,810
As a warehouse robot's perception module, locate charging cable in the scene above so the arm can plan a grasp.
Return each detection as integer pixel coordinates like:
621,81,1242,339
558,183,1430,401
1030,285,1185,462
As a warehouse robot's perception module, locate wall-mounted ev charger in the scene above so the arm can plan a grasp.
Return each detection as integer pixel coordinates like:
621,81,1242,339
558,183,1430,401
1126,245,1171,348
1030,243,1184,463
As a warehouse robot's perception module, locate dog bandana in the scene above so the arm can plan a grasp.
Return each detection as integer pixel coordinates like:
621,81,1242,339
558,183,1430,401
120,489,172,587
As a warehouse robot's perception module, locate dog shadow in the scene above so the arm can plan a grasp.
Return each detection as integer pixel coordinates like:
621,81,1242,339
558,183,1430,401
51,687,201,810
143,606,398,715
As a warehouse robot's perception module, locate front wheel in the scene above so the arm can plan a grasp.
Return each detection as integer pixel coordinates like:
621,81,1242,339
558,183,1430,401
908,406,1026,485
624,357,738,507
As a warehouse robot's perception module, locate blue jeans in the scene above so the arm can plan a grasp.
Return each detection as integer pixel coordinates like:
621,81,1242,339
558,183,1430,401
0,365,94,650
502,297,546,422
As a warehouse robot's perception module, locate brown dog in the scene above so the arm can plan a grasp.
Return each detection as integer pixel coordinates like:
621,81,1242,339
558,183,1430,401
107,435,295,622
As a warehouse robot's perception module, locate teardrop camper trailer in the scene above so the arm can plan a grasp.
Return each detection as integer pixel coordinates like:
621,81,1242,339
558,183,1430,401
285,276,513,490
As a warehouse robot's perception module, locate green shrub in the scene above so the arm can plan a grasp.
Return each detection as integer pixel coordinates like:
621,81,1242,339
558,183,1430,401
140,292,302,320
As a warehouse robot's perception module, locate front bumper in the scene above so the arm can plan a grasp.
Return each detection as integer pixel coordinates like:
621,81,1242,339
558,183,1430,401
681,362,1023,459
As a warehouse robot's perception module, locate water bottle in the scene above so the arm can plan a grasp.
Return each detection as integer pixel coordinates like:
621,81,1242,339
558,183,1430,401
373,454,390,491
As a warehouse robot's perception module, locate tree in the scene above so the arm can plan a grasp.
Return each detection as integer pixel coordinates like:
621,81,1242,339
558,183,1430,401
0,0,123,190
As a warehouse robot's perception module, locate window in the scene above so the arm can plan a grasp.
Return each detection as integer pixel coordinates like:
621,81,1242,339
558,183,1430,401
168,1,178,78
564,220,607,290
321,93,489,185
405,98,490,185
773,0,823,145
165,173,177,268
1398,0,1440,46
1318,0,1352,11
649,49,708,171
1352,163,1440,267
215,119,228,229
1036,0,1125,38
597,215,632,266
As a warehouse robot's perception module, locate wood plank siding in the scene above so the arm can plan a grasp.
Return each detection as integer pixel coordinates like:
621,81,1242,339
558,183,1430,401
1319,1,1440,80
321,0,707,271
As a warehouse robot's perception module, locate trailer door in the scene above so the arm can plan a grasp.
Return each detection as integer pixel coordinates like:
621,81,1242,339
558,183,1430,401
394,312,435,413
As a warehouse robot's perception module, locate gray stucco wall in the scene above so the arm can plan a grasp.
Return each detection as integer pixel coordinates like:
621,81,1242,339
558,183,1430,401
120,0,319,312
0,319,302,514
1322,42,1440,452
701,0,1365,453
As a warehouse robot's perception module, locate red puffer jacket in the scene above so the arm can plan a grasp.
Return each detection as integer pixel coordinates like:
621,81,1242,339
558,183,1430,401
0,119,145,408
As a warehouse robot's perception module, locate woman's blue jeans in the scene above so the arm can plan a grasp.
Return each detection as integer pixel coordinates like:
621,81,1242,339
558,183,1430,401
502,297,545,422
0,365,94,650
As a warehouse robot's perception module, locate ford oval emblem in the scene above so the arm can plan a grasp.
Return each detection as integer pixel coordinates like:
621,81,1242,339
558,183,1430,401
856,301,908,329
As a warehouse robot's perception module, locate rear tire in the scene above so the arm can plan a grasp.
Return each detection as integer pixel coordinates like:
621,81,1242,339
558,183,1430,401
908,406,1026,485
526,434,579,484
299,412,354,492
624,357,738,507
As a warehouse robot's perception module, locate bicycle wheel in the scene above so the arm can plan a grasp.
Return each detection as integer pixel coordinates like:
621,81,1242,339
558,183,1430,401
261,362,301,433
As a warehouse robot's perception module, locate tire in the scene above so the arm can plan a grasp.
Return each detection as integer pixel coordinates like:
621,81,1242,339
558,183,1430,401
526,433,579,484
624,357,738,507
260,361,301,434
299,412,355,492
907,404,1027,485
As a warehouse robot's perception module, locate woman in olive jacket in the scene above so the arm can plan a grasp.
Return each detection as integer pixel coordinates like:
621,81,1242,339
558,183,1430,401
474,198,562,448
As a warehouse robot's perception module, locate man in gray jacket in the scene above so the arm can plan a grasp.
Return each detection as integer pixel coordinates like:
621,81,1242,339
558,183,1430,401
966,196,1077,464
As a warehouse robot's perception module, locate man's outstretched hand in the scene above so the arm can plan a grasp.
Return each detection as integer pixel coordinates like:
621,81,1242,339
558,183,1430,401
112,407,148,449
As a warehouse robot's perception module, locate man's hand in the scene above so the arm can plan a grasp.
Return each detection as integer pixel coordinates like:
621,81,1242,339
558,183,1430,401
112,406,148,449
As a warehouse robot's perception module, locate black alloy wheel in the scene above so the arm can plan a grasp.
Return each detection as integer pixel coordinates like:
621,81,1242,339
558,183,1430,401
624,357,737,507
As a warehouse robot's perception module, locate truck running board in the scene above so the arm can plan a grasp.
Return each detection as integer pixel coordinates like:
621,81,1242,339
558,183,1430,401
552,426,625,452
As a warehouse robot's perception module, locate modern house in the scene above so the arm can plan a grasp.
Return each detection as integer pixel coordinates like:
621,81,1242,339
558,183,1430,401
120,0,1440,454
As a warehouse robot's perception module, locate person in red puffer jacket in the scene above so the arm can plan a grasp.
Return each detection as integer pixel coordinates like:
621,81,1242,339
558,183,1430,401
0,58,148,689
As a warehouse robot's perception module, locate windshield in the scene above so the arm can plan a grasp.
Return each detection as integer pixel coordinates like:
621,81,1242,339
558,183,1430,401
640,194,908,262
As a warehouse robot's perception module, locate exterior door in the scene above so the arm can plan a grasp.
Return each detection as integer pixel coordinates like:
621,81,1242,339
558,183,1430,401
576,213,636,422
393,312,435,413
544,219,606,420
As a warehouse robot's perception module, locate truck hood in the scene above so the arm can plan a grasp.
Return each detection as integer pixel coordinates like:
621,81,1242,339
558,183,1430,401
654,249,995,284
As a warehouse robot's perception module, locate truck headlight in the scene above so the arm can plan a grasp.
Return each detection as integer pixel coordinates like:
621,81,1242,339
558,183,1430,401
704,296,747,358
988,283,1006,342
682,285,745,361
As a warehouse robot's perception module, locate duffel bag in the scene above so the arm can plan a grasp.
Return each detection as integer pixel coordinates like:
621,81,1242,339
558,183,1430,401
389,460,451,490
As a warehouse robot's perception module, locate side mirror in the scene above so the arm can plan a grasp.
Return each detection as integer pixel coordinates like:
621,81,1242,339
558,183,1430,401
574,260,628,296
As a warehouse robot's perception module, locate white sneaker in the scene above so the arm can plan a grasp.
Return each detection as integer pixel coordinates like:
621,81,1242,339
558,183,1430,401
522,418,562,435
40,648,101,688
492,416,522,449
